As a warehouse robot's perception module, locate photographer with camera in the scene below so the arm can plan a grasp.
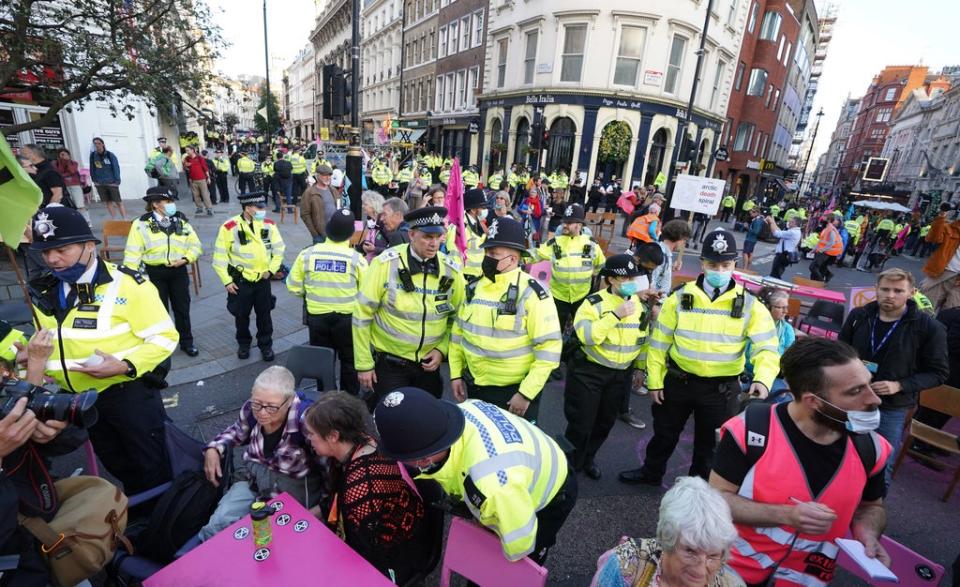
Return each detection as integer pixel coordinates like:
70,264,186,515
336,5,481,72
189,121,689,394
25,206,180,496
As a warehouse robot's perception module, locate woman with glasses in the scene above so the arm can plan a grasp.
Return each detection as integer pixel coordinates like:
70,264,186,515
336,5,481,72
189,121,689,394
751,289,797,402
591,476,744,587
197,366,326,542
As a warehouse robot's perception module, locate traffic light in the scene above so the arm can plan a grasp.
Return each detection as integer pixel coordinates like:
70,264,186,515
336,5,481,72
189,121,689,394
342,70,354,118
331,70,346,118
322,64,337,119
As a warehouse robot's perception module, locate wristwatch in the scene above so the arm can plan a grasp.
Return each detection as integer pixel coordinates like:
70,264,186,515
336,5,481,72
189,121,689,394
122,359,137,378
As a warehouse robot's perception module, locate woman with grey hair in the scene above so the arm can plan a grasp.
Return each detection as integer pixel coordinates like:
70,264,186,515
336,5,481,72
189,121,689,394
592,476,744,587
196,366,325,542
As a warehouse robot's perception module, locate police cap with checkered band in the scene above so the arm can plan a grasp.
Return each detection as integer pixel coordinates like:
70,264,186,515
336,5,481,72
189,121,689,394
30,206,101,251
600,254,644,279
374,387,465,460
701,228,739,262
404,206,447,234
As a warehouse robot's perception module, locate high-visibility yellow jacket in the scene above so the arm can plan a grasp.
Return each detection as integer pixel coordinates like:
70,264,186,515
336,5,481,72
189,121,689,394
462,216,487,277
124,213,202,270
372,164,393,185
417,400,569,561
463,169,479,188
439,168,451,184
237,157,256,173
352,244,464,371
31,261,179,392
287,239,367,315
448,267,562,399
844,220,862,245
742,199,756,211
722,195,736,209
535,234,605,303
797,208,807,220
309,158,333,174
213,157,230,173
289,153,307,174
395,167,414,183
0,323,27,363
801,232,820,250
261,162,274,177
212,215,285,284
646,278,780,390
488,172,503,189
574,288,649,370
769,204,781,218
553,172,569,190
783,208,798,222
876,218,895,233
508,172,520,186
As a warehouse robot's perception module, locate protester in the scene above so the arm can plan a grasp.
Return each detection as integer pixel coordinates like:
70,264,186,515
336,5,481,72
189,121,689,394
647,219,692,298
741,207,764,270
89,136,128,219
592,476,743,587
838,268,949,486
920,203,960,310
53,147,92,223
711,338,892,586
301,164,338,243
359,195,409,258
183,146,214,217
20,144,70,209
766,215,802,279
200,366,325,541
809,213,844,282
689,212,710,249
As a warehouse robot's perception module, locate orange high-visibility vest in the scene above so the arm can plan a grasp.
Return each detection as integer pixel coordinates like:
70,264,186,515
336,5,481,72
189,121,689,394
627,213,660,243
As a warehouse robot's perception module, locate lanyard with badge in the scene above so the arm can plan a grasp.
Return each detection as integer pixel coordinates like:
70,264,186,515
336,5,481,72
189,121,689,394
865,316,901,373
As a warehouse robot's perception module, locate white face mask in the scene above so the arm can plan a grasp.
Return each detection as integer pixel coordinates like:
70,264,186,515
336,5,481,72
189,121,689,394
817,396,881,434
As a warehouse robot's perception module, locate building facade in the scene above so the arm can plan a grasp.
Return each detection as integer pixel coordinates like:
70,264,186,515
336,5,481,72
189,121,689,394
429,0,488,163
814,96,858,188
399,0,440,146
478,0,744,186
714,0,812,201
360,0,404,144
282,44,317,142
836,65,930,189
311,0,353,134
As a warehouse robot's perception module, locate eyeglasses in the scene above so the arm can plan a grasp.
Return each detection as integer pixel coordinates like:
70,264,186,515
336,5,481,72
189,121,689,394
250,397,289,415
676,544,725,568
770,305,789,311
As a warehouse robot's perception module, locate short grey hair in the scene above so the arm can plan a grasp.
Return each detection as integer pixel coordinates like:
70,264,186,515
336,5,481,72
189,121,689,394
252,366,296,399
657,476,738,554
768,290,790,307
382,196,409,215
361,190,385,216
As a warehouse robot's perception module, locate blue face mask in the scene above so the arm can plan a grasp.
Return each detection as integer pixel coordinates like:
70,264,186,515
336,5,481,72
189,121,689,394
253,210,266,222
704,269,733,289
163,203,177,216
51,248,91,284
618,281,639,297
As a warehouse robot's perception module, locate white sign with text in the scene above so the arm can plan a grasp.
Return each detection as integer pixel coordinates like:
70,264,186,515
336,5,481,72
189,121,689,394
670,174,727,215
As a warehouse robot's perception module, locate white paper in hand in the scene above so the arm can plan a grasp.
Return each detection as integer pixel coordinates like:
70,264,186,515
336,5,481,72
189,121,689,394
836,538,898,582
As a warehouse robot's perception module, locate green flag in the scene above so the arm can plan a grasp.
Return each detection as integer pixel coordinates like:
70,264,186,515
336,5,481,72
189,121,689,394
0,134,42,246
654,171,667,188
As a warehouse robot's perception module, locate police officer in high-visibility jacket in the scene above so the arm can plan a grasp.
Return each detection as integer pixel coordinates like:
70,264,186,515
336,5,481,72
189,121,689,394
488,169,504,190
619,229,780,485
564,255,652,480
213,149,231,203
236,152,257,194
449,217,562,422
353,207,465,407
535,204,605,330
375,387,577,564
212,192,286,362
287,209,368,394
28,206,179,495
462,165,479,189
124,187,202,357
395,163,414,196
289,148,308,202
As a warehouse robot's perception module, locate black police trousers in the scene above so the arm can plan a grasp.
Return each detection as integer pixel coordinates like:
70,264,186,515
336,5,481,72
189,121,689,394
216,171,230,203
563,354,630,470
145,264,193,348
467,379,541,423
369,353,443,410
554,297,585,333
641,371,735,481
306,312,357,394
530,465,578,565
238,172,256,194
226,278,274,351
87,378,172,496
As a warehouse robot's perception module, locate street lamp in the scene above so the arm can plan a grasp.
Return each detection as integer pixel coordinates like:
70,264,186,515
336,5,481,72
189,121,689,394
798,108,825,198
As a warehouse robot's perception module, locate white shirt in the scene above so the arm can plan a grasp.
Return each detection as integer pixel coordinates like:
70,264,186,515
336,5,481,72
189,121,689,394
947,245,960,273
772,226,802,253
61,258,98,301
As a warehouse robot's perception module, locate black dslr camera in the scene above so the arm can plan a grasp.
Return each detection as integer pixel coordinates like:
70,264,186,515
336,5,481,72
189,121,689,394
0,378,98,428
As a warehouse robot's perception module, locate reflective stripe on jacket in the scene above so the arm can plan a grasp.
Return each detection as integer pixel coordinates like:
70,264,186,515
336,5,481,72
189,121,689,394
535,234,605,303
575,289,649,370
124,214,202,270
287,239,367,315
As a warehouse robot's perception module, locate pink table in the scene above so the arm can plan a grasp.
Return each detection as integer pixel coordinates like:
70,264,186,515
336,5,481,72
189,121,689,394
145,493,393,587
732,273,846,304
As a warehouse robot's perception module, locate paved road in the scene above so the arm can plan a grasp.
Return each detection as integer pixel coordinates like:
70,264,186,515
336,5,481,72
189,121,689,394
48,201,958,586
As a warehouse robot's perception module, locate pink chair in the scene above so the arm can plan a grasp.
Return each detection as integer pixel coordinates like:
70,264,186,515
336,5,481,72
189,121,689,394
439,517,548,587
83,440,100,476
836,535,943,586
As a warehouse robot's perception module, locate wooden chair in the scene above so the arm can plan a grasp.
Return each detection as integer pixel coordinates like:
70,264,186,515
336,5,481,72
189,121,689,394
596,237,610,256
188,262,202,295
585,211,600,225
792,275,826,288
787,298,802,325
101,220,133,261
892,385,960,501
596,212,618,241
280,204,299,224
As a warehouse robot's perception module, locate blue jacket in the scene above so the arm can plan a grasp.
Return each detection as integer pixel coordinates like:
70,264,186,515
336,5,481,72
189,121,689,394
89,150,121,184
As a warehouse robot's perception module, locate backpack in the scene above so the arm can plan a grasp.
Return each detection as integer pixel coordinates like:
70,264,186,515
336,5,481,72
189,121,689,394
133,471,219,563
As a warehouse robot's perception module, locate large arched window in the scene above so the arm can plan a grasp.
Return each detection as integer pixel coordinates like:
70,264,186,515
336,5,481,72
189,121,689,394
514,117,530,165
489,118,503,169
644,128,669,186
545,117,576,173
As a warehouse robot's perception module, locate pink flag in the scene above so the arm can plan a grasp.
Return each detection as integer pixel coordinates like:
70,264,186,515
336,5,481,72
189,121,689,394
445,158,468,263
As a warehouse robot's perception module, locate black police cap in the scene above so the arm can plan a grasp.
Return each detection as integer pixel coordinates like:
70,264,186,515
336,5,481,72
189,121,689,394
374,387,465,461
481,217,527,252
143,186,176,202
701,229,739,261
238,192,267,207
463,188,486,210
326,208,356,242
30,206,101,251
561,203,586,223
601,253,643,278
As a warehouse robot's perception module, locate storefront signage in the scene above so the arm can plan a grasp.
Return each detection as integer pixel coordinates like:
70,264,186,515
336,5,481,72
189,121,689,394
524,94,556,104
670,174,727,215
468,121,480,134
33,125,64,148
441,118,458,125
746,159,761,170
714,146,729,162
536,63,553,74
602,98,644,109
643,70,663,86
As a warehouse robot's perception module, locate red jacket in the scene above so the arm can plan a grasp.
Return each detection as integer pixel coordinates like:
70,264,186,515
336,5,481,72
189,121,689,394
184,154,209,181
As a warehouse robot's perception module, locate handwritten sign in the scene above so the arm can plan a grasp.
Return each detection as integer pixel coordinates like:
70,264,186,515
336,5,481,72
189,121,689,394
670,174,727,215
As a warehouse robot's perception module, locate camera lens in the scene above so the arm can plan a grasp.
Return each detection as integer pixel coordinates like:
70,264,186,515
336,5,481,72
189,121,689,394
29,390,99,428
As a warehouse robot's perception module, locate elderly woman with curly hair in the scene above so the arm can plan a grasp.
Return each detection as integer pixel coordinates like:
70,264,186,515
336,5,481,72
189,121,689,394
592,476,744,587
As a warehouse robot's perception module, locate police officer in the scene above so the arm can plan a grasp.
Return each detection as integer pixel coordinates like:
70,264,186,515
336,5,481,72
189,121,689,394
619,229,780,485
462,165,479,189
309,151,333,176
564,254,651,480
124,187,203,357
487,168,504,191
395,162,414,196
212,192,286,361
371,159,394,195
353,206,465,407
289,148,308,202
260,154,275,203
438,163,452,186
287,209,367,394
375,387,577,564
213,149,231,203
236,152,256,194
449,217,562,421
27,206,179,495
535,203,605,331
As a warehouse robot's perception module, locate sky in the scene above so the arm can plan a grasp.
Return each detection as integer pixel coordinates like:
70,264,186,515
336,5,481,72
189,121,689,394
208,0,959,168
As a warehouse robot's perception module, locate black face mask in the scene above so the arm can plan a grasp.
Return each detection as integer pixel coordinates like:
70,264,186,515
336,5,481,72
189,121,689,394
481,255,502,281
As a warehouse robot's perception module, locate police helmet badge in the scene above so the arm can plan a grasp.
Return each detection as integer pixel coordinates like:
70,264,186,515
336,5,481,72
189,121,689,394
564,206,573,217
487,220,499,238
383,391,404,408
33,212,56,240
711,233,729,254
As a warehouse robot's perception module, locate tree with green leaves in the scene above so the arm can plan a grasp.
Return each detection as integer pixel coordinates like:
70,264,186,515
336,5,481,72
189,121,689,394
223,112,240,133
253,86,280,135
0,0,225,136
598,121,632,163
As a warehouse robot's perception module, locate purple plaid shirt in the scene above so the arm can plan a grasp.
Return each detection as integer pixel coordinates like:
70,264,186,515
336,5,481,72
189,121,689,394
207,396,314,479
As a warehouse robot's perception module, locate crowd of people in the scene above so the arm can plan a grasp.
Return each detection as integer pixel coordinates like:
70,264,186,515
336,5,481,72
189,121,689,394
2,138,960,587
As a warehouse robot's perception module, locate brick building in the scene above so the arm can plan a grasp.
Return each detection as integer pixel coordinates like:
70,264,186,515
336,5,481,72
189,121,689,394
399,0,440,145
